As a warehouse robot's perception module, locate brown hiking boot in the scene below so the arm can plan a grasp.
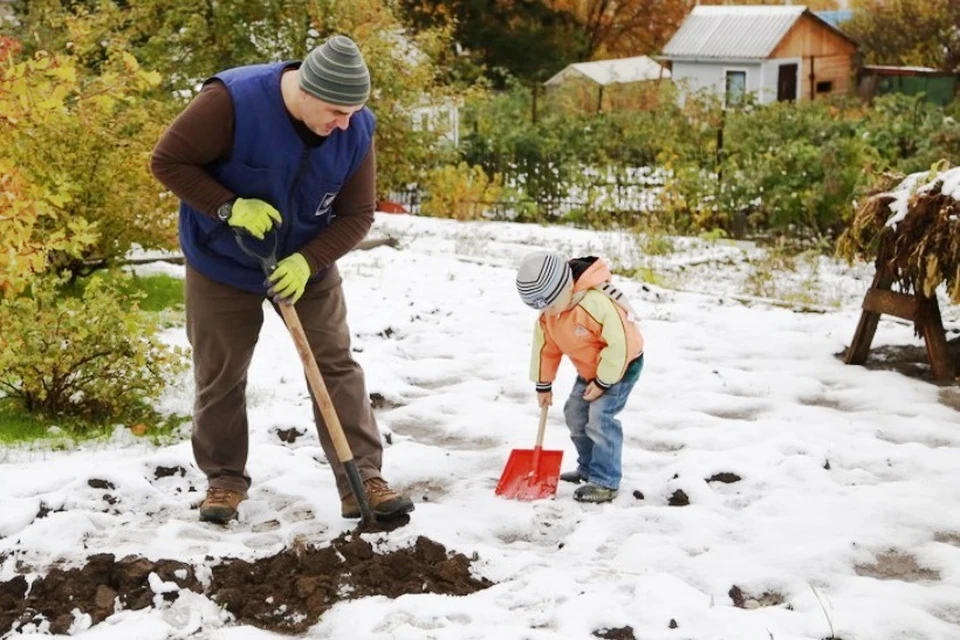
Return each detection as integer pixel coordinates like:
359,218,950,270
341,477,415,519
199,488,246,523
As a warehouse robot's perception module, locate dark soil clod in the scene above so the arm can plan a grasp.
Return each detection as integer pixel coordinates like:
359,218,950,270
593,626,636,639
706,472,741,484
154,466,186,479
275,427,305,444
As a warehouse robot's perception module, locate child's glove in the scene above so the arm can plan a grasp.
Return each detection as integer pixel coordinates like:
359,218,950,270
228,197,282,239
267,253,311,305
537,391,553,407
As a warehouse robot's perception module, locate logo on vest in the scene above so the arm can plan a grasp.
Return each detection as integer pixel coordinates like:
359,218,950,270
315,192,338,217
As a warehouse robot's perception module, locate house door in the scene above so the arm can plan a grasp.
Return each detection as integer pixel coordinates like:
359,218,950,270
777,63,798,102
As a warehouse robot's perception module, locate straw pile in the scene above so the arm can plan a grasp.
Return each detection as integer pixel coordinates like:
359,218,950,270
837,165,960,303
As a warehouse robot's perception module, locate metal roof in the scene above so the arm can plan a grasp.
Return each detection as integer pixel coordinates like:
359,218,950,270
662,5,807,60
544,56,669,87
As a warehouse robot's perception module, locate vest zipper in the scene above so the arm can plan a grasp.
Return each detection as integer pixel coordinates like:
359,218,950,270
284,146,311,251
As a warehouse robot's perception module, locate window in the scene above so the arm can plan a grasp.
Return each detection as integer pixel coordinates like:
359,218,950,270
725,70,747,107
816,80,833,94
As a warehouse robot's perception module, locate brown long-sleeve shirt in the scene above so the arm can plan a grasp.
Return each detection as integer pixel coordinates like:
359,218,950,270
150,79,376,274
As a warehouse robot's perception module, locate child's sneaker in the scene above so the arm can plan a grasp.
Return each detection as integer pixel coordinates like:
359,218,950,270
573,483,617,503
560,470,586,484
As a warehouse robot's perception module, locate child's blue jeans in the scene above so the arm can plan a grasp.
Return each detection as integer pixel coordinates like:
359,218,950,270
562,355,643,490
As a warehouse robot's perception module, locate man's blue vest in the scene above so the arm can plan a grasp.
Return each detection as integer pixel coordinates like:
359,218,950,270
178,62,375,293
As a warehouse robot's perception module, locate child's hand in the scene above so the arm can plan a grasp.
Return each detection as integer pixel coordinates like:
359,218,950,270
537,391,553,407
583,382,604,401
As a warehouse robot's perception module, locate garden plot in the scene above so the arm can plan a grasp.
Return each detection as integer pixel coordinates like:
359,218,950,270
1,213,958,639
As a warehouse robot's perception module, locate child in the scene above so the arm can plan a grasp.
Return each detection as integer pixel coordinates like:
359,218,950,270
516,252,644,503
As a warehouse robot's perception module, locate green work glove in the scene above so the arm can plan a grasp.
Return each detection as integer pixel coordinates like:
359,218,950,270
227,197,282,240
267,252,311,305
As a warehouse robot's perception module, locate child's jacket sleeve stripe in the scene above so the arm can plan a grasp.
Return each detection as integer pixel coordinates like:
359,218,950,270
580,291,631,387
530,317,562,388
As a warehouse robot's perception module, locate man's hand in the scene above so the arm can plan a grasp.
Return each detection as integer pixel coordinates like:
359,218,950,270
537,391,553,408
267,253,310,305
583,382,604,402
227,198,282,239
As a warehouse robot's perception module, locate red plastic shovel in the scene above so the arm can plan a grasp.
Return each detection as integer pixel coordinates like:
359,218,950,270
495,404,563,500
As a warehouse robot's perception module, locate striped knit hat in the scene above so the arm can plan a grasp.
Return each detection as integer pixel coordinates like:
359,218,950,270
516,252,573,310
298,35,371,106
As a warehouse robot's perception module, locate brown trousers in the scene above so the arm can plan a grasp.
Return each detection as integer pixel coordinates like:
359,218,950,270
185,264,383,498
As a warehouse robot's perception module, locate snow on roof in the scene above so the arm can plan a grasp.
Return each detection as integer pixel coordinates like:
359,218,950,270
663,5,807,60
543,56,669,87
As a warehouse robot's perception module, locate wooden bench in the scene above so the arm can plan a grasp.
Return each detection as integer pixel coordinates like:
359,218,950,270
846,261,956,382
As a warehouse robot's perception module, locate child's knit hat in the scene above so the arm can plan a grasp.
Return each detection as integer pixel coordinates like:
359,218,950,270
516,252,572,310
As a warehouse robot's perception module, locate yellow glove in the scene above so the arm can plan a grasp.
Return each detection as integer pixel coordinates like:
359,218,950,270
267,253,311,305
227,198,282,240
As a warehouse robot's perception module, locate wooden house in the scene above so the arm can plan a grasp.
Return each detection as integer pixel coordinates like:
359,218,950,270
661,5,859,106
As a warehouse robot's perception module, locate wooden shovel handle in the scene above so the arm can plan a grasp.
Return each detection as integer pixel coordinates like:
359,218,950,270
278,304,353,464
278,302,375,525
534,403,549,449
233,228,373,522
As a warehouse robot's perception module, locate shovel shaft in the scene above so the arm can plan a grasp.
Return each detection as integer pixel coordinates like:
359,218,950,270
278,303,374,525
534,403,549,448
530,404,550,474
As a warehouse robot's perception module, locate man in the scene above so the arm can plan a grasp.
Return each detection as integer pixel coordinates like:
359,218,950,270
151,35,413,524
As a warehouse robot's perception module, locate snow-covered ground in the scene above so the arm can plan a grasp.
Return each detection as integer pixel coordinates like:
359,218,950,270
2,213,959,639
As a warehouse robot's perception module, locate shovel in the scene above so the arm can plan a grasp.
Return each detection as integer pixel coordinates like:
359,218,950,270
495,404,563,500
235,230,376,526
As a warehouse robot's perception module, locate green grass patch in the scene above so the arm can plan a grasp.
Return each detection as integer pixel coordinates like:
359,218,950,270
0,400,58,445
124,273,184,313
63,271,184,313
0,397,189,448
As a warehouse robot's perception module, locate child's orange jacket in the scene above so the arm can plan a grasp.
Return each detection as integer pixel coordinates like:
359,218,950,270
529,258,644,390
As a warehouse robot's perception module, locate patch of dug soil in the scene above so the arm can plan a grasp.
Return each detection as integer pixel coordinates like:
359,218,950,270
211,534,492,633
0,535,492,636
0,554,199,635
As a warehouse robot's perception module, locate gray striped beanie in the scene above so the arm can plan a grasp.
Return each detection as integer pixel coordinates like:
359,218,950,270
298,35,371,106
516,252,572,310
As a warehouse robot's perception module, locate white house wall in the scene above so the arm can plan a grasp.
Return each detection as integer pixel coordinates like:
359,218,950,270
672,60,764,105
410,103,460,146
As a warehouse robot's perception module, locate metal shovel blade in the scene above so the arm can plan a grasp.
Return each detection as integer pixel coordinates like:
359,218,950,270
495,446,563,501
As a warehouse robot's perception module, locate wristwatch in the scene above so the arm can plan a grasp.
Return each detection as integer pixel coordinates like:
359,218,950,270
216,198,236,223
